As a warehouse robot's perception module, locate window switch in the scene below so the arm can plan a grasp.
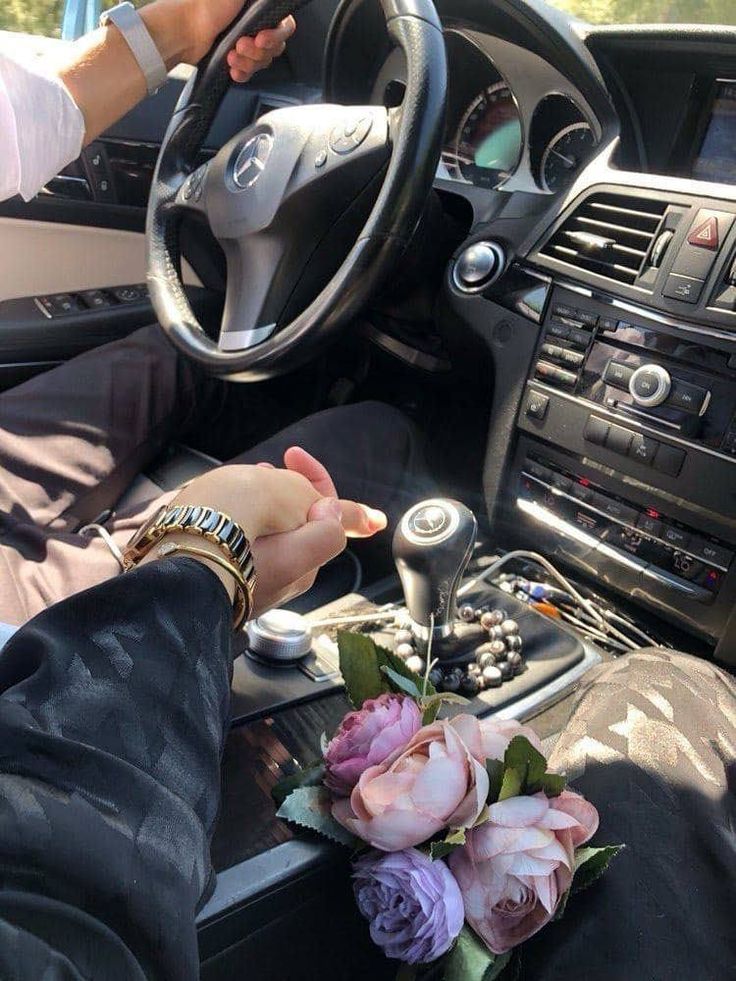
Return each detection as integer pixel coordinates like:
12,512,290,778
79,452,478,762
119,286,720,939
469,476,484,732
80,290,113,310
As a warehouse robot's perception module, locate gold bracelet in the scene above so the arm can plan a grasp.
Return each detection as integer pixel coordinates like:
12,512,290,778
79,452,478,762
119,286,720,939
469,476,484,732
157,540,254,629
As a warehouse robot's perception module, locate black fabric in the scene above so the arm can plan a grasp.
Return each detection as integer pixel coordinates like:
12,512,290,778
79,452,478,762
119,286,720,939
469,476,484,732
522,649,736,981
0,557,232,981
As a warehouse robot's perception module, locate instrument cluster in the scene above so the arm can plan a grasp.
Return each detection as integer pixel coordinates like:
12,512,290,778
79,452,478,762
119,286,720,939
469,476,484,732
436,33,598,195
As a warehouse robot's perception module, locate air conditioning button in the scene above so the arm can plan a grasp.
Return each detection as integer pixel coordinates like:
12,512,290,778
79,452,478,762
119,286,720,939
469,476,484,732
629,364,671,407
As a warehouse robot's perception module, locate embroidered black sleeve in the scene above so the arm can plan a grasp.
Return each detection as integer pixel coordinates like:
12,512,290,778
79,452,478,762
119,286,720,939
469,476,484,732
0,556,233,981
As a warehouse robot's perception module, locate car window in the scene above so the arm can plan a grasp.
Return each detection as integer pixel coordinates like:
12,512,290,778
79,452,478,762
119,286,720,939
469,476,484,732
543,0,733,25
0,0,146,39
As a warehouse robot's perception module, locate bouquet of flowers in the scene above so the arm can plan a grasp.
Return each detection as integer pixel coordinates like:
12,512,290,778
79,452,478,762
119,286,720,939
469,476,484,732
275,633,622,980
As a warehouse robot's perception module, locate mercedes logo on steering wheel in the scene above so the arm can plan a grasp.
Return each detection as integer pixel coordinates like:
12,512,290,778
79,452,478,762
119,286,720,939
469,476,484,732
233,133,273,189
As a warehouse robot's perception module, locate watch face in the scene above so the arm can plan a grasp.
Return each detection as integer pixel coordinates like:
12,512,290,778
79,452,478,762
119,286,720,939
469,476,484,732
126,504,169,551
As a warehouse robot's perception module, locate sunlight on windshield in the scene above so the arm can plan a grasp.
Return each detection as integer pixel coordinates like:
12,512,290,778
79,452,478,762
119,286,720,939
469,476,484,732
543,0,733,25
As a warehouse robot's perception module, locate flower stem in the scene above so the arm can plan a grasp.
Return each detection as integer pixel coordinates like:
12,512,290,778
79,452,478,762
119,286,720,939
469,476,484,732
422,613,435,697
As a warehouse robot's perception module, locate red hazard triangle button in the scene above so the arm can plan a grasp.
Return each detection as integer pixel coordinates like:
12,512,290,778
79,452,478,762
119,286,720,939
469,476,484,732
688,215,720,251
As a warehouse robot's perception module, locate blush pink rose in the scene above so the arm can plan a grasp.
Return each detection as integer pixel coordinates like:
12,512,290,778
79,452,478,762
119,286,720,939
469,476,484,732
324,693,422,796
332,717,489,851
449,790,599,954
450,715,544,765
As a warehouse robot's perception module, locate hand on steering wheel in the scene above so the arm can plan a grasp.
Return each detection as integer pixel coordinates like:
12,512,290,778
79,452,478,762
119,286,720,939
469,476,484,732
147,0,447,380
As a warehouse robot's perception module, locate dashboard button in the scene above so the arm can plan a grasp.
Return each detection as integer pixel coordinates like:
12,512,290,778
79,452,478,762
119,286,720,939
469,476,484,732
546,322,570,340
575,310,599,328
663,273,704,304
584,416,609,446
568,327,591,349
453,242,504,290
559,348,584,368
525,391,549,421
535,361,577,387
540,342,563,360
667,380,708,414
653,443,686,476
686,209,734,251
629,364,671,406
605,424,634,455
597,495,638,526
628,433,659,465
662,525,690,549
550,472,572,492
637,513,663,539
603,360,635,389
570,482,594,503
526,460,553,482
598,316,618,332
688,537,733,570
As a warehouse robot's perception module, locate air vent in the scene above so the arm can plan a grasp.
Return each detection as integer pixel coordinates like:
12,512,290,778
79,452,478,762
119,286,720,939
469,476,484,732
539,192,668,287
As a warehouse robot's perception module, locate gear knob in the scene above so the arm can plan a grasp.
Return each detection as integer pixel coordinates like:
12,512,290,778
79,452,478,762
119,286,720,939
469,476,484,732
393,499,477,641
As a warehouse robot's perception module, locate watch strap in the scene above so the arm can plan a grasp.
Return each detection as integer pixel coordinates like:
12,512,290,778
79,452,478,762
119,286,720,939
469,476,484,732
100,2,168,96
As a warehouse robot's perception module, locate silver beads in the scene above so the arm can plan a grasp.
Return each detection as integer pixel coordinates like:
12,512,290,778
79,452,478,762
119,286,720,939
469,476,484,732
394,628,414,646
500,619,519,636
396,642,415,660
405,654,426,675
459,605,476,623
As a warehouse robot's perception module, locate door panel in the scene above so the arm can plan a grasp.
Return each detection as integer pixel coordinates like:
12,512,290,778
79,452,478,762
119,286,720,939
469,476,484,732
0,217,201,301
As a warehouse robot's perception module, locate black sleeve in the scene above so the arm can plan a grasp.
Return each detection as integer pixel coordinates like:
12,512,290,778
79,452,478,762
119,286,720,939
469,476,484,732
0,556,234,981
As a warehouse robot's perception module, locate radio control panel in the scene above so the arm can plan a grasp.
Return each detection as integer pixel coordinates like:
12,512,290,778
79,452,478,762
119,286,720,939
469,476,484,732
511,282,736,643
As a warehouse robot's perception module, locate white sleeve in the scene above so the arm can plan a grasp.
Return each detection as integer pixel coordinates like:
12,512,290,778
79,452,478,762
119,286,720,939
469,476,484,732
0,52,85,203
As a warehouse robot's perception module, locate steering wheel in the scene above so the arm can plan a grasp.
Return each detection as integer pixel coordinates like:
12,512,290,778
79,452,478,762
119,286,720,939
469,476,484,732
146,0,447,380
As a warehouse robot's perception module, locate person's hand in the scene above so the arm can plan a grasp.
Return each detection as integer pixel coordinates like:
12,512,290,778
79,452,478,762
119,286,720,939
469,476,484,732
148,452,387,615
181,0,296,80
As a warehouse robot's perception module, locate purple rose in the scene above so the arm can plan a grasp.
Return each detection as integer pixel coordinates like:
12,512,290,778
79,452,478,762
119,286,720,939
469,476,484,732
353,848,464,964
324,693,422,796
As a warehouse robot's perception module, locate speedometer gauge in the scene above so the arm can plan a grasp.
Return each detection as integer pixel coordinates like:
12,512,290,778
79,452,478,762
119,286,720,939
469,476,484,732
541,122,596,193
449,83,523,188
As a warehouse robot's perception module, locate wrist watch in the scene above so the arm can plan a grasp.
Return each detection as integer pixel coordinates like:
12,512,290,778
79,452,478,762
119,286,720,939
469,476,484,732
122,503,257,627
100,1,168,96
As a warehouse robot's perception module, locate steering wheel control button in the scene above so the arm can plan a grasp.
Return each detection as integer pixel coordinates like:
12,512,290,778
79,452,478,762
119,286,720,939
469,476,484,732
246,609,312,664
329,115,373,155
401,500,461,547
629,364,672,407
525,391,549,421
452,242,505,292
663,273,704,305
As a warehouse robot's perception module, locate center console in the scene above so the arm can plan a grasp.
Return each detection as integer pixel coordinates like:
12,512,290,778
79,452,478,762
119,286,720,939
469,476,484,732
491,186,736,647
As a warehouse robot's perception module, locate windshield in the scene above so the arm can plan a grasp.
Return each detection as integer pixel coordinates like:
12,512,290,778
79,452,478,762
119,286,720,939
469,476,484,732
543,0,733,25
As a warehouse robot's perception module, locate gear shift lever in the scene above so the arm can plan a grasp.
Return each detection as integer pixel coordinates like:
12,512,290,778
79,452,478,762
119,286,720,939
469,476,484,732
393,499,477,642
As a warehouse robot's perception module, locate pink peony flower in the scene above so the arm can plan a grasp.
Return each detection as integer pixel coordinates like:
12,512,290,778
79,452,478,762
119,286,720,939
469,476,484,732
449,790,599,954
332,717,489,851
451,715,544,765
324,693,422,796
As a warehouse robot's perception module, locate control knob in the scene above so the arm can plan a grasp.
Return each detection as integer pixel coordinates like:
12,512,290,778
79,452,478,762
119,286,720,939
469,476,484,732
246,609,312,664
628,363,671,408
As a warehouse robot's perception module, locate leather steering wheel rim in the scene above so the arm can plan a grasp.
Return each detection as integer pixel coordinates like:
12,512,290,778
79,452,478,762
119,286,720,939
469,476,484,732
146,0,447,380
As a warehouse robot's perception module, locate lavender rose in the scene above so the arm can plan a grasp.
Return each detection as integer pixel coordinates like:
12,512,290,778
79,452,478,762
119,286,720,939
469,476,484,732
324,693,422,796
449,790,599,954
353,848,464,964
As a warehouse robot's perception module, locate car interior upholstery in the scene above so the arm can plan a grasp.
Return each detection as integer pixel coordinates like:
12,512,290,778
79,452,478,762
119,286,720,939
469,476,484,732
1,0,735,976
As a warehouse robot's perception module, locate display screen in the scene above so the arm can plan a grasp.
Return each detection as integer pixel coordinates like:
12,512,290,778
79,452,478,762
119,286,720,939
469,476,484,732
692,81,736,184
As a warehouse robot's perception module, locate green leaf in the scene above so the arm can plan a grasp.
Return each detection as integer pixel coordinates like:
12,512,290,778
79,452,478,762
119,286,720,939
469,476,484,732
503,735,548,793
497,766,524,801
429,827,466,860
486,758,505,804
572,845,624,894
484,951,514,980
444,925,495,981
421,691,470,714
337,632,385,708
276,786,359,848
380,664,424,699
375,644,437,697
553,887,571,922
271,762,325,808
536,772,566,798
395,964,418,981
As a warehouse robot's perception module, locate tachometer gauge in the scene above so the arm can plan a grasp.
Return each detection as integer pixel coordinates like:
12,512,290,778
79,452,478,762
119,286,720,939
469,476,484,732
541,121,596,193
446,82,523,188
